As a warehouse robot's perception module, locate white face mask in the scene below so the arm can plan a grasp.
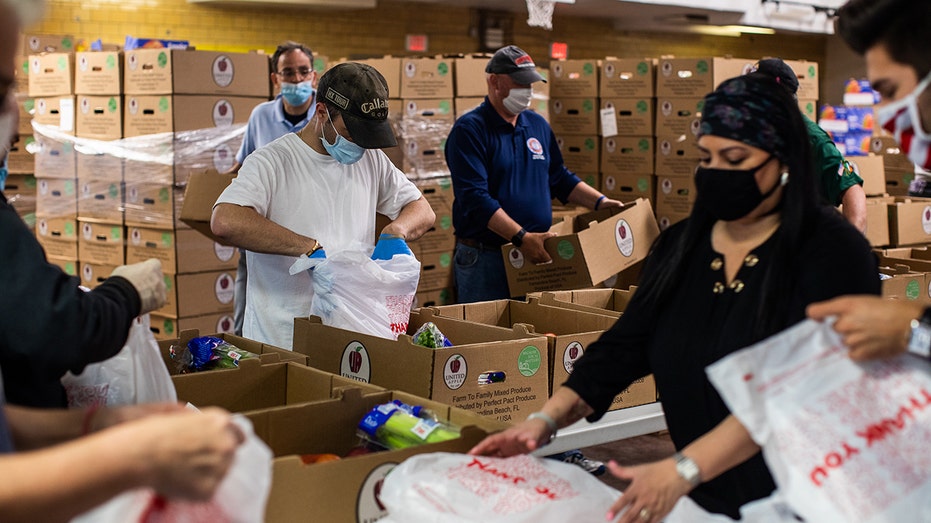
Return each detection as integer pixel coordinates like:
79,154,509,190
502,87,533,115
877,71,931,169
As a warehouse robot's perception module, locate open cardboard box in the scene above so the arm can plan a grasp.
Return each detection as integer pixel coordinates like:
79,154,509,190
171,359,385,413
427,298,656,411
178,170,235,245
292,308,550,421
878,264,930,304
245,387,509,523
528,287,638,318
502,198,659,296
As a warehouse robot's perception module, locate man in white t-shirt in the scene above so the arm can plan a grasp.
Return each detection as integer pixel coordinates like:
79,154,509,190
211,63,435,349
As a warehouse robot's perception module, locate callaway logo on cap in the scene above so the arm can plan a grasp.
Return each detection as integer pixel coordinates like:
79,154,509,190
317,62,396,149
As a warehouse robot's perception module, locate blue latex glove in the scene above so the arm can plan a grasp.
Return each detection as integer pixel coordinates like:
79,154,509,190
309,248,327,260
372,233,413,260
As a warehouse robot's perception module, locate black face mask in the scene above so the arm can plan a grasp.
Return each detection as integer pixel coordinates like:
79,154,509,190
694,156,785,221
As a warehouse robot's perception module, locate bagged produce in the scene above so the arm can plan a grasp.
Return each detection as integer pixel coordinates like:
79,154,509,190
358,400,460,450
62,315,176,406
707,318,931,523
411,321,453,348
170,336,258,373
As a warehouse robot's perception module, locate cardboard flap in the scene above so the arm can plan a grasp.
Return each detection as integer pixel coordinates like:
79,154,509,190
179,170,236,245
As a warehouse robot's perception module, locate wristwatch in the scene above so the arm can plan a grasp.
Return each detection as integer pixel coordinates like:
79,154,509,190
907,306,931,358
511,228,527,248
673,452,702,488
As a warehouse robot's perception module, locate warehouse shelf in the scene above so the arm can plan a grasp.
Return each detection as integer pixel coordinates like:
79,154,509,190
531,401,667,456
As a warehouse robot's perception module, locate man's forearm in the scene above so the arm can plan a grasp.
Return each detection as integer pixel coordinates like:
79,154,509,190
211,204,316,256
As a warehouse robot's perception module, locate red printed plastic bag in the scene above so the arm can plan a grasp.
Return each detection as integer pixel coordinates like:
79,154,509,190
69,414,271,523
376,452,620,523
62,315,177,407
707,319,931,523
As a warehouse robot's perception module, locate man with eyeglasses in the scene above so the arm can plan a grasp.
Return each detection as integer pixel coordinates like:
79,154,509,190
226,41,317,336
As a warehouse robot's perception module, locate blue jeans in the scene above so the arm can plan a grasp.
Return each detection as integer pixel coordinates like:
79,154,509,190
453,241,514,303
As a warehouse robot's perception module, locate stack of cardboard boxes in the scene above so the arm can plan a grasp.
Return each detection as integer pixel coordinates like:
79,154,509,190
548,58,601,191
23,42,273,338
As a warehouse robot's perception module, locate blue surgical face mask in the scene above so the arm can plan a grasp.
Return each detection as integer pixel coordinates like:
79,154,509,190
280,81,315,106
320,110,366,165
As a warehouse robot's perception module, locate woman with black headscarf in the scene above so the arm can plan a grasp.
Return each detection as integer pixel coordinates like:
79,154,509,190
469,73,881,521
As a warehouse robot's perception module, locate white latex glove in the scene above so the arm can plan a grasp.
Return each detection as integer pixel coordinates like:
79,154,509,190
110,258,167,314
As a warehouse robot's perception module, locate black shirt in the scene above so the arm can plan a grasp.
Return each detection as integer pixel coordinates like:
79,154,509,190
567,208,880,518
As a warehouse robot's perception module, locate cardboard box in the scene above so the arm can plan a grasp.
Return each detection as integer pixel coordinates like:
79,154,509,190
863,196,893,247
27,53,73,96
548,97,598,136
400,57,454,99
74,51,122,95
417,250,454,291
654,134,701,176
454,96,484,119
23,34,75,54
33,134,76,179
602,172,655,204
888,197,931,246
600,58,654,98
4,174,36,198
428,298,655,410
36,177,77,217
357,56,402,97
125,226,239,274
149,313,237,341
655,209,690,231
77,179,123,222
123,48,173,94
783,59,820,100
47,256,78,276
124,133,175,185
172,49,270,97
249,388,508,523
5,135,35,174
654,174,695,217
156,269,236,318
655,56,754,98
172,94,265,132
879,264,929,303
577,171,601,191
35,215,78,259
655,97,704,137
409,217,454,256
179,171,236,244
502,198,659,296
123,95,173,137
158,330,309,371
292,308,550,419
601,136,654,175
79,261,117,289
417,176,454,210
173,129,243,184
170,359,383,412
531,287,637,318
76,149,123,183
454,54,492,97
845,154,885,196
556,134,600,173
601,98,654,136
549,59,599,98
75,95,122,140
413,287,456,308
798,98,818,123
32,96,75,134
124,181,184,229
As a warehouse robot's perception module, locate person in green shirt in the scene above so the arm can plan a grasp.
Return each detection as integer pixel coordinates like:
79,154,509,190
753,59,868,232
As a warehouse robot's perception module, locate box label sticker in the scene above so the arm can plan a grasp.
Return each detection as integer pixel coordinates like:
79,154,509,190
212,99,234,127
341,342,372,382
216,315,234,333
212,55,234,87
563,341,584,373
517,345,541,377
556,239,574,260
506,247,524,269
213,144,235,172
214,242,235,262
922,206,931,235
214,273,235,304
443,354,467,390
615,218,634,257
357,462,395,521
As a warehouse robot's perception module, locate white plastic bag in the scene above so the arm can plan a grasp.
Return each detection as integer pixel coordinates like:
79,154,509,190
292,247,420,340
707,319,931,523
69,414,272,523
378,452,620,523
62,314,177,406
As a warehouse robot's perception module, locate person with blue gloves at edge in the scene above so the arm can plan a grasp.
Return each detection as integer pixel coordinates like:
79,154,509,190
212,62,434,349
224,41,318,337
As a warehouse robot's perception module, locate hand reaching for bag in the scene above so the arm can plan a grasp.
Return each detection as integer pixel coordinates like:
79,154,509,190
110,259,167,315
372,233,413,260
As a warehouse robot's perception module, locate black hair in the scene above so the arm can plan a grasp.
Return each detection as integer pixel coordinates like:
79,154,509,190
271,41,314,75
836,0,931,78
634,74,819,339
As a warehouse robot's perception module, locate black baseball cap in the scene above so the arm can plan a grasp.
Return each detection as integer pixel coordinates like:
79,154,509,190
317,62,396,149
752,58,800,95
485,45,546,85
